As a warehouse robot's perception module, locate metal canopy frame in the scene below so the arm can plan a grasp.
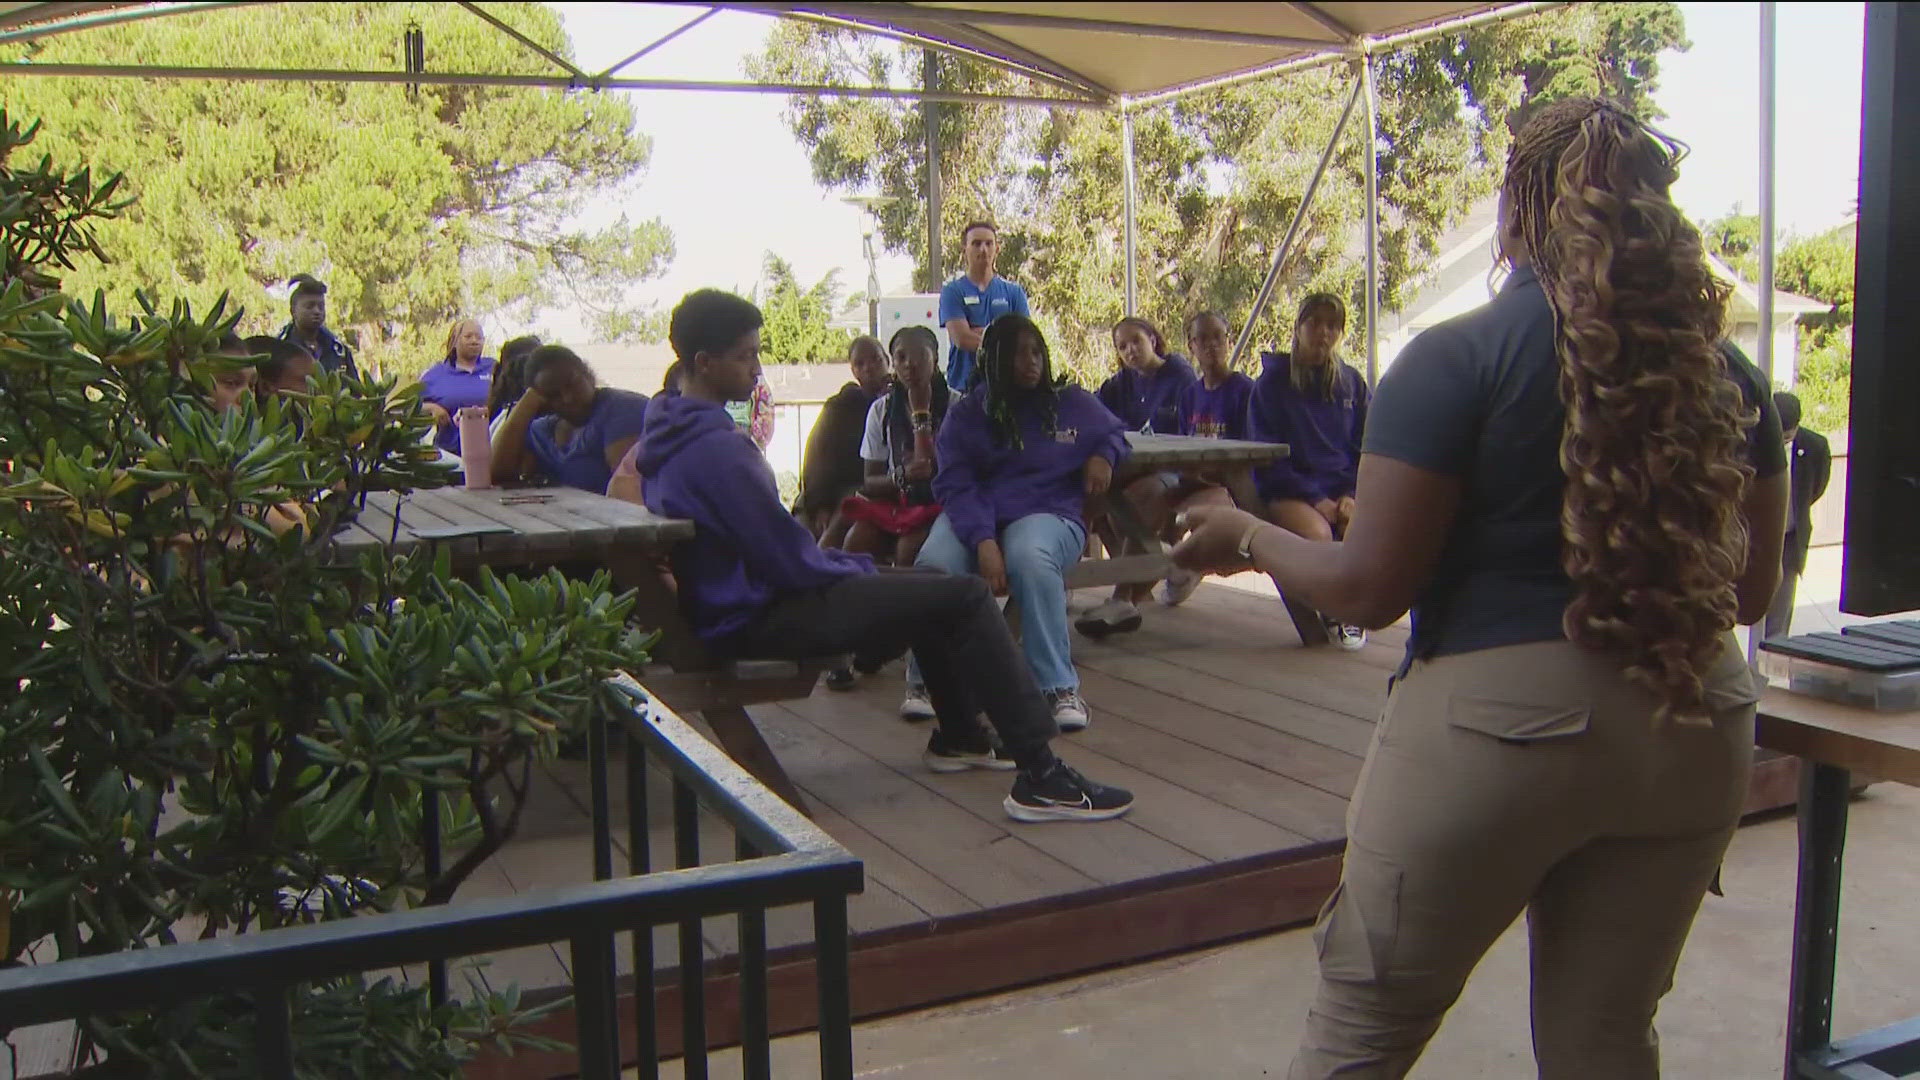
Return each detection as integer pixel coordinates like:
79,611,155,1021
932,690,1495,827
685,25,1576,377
0,0,1674,379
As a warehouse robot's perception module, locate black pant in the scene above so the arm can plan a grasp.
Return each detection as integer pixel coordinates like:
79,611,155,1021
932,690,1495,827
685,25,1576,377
728,571,1058,773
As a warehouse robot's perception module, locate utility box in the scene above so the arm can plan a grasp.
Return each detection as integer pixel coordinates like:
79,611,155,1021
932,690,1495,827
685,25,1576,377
871,294,949,358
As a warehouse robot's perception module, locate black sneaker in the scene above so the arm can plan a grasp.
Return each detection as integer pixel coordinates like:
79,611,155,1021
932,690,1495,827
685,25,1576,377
1004,761,1134,822
824,666,857,692
923,730,1017,774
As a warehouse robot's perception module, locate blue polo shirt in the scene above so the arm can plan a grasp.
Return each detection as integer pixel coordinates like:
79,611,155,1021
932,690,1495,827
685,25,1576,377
527,388,651,495
420,354,496,454
938,274,1029,393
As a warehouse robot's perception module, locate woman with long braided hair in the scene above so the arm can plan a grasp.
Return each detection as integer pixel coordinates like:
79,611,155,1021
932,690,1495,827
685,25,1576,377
1175,97,1789,1077
915,314,1129,736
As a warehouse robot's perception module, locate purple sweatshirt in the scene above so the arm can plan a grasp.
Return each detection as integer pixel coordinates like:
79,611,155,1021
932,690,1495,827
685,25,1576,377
934,386,1129,549
1096,352,1197,434
1178,371,1255,441
637,395,871,644
1249,351,1369,503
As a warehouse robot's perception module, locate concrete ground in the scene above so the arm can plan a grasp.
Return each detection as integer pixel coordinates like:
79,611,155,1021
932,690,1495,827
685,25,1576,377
650,784,1920,1079
641,544,1918,1079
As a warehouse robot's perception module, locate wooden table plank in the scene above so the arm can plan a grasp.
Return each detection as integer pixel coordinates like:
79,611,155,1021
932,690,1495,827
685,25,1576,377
1117,433,1290,475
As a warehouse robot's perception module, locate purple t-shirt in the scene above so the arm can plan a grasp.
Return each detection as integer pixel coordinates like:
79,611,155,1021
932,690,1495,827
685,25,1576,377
1178,372,1255,441
527,387,651,495
421,355,496,454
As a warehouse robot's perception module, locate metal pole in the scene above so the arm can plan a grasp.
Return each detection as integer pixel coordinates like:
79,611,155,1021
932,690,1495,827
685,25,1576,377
1361,53,1380,384
1230,73,1364,368
923,49,944,291
1750,0,1777,667
1122,106,1139,316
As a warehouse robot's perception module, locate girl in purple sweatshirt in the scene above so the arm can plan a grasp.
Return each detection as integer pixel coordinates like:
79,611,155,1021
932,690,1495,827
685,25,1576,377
915,315,1128,733
1248,293,1371,650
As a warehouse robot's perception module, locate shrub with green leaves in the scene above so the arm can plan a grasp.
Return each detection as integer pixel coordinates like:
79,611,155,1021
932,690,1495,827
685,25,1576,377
0,109,642,1075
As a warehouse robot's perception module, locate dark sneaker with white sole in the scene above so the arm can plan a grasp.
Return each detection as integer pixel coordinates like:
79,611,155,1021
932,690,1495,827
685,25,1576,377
923,730,1017,773
1004,761,1134,822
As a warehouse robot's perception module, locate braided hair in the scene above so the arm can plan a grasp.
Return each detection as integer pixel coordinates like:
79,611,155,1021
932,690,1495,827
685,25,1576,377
978,314,1068,451
1503,96,1755,720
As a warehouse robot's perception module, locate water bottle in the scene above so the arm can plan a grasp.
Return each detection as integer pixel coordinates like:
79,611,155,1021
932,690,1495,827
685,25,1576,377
458,406,493,489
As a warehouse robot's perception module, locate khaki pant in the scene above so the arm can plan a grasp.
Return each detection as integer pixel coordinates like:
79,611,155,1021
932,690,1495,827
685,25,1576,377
1290,635,1758,1079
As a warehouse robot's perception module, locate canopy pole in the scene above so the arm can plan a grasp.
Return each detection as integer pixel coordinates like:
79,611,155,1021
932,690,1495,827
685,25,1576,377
1230,73,1364,369
1121,105,1139,316
1757,1,1777,387
923,49,943,291
1361,53,1380,385
1749,0,1777,667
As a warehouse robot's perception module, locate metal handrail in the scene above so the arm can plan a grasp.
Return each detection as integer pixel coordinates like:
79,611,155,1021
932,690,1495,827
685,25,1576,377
0,679,864,1079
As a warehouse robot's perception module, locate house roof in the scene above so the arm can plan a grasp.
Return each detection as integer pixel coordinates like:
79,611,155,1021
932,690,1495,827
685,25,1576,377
1386,197,1830,333
0,1,1559,107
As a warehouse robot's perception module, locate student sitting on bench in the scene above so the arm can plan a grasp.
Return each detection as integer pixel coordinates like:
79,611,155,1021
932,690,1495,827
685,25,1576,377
633,289,1134,823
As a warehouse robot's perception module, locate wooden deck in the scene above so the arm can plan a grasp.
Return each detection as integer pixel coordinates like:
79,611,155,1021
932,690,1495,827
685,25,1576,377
459,579,1802,1077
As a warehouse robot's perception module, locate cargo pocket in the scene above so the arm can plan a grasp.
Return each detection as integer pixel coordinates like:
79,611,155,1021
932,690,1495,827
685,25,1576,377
1313,856,1402,983
1446,694,1591,743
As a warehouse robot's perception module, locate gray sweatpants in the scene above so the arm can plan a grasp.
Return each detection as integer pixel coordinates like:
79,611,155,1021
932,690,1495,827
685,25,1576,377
1290,635,1757,1079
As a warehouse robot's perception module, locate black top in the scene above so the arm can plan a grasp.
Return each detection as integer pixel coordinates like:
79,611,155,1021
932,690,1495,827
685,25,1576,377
1785,427,1832,575
796,381,879,516
1364,265,1790,670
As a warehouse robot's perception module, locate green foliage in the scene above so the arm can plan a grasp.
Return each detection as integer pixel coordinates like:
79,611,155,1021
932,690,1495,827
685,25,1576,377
1703,212,1857,431
756,252,853,364
747,4,1686,382
3,3,674,377
0,110,639,1074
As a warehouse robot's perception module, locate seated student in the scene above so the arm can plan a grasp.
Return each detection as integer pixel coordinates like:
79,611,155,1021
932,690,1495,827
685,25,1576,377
1077,317,1198,638
796,335,890,540
842,326,950,567
419,319,496,455
491,345,649,494
486,335,544,437
1147,309,1255,607
633,289,1132,823
914,314,1127,733
210,331,258,413
1248,293,1370,650
244,335,317,402
826,326,951,696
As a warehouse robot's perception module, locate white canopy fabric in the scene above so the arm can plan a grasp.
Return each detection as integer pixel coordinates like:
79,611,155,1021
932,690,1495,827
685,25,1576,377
726,2,1537,103
0,1,1556,106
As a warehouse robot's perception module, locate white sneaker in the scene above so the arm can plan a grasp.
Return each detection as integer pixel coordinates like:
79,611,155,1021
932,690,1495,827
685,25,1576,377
1158,568,1202,607
1336,623,1368,651
1048,689,1091,732
1074,598,1143,639
900,685,935,721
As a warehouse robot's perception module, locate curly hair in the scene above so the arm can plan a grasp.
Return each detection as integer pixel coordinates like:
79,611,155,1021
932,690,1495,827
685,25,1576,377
978,315,1068,451
1503,97,1756,720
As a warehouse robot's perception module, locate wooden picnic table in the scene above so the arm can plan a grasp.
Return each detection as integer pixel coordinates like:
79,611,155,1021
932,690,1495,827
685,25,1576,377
328,485,823,813
1083,432,1327,647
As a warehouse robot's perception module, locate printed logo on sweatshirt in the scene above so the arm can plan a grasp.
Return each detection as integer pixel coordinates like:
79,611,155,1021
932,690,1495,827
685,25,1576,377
1054,428,1078,444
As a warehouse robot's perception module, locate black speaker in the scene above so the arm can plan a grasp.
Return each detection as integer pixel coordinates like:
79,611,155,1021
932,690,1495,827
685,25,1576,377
1840,2,1920,616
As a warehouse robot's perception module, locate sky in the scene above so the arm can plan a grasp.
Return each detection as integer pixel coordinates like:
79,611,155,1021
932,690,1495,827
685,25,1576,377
532,2,1866,342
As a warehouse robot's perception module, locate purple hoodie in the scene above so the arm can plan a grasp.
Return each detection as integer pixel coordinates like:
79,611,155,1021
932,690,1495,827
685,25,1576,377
1249,351,1369,504
638,394,871,644
1177,371,1255,441
1096,352,1197,434
934,386,1129,550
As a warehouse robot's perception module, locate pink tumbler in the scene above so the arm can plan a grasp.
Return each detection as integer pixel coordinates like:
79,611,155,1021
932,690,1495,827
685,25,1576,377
458,407,493,489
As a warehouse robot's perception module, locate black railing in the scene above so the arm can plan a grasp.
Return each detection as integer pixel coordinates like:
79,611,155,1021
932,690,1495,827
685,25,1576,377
0,675,864,1079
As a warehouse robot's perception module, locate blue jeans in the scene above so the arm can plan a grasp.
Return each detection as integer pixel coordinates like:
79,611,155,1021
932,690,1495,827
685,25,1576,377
910,512,1085,694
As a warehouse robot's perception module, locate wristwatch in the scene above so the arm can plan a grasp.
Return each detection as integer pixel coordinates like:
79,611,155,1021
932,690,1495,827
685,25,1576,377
1236,522,1264,563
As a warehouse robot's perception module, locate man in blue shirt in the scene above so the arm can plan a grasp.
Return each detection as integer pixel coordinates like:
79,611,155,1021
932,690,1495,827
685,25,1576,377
938,221,1029,393
278,275,359,378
